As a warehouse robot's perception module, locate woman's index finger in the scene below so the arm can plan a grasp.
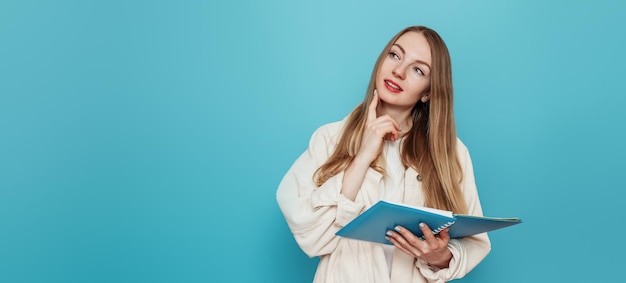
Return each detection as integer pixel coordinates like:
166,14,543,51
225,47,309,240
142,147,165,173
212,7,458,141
367,91,379,122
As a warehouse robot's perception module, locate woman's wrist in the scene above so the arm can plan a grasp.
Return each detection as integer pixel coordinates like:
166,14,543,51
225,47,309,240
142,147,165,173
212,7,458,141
426,250,452,269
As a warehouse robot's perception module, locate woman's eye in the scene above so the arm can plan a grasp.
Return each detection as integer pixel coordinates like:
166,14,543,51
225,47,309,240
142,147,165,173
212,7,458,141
414,67,424,75
389,52,400,60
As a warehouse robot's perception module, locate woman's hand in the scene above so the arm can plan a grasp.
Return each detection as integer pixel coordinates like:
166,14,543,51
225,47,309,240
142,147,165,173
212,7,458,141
356,90,401,164
386,223,453,269
341,90,402,201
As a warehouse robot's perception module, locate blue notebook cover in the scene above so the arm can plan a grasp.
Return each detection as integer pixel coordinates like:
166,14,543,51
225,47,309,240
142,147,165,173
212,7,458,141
336,201,522,245
447,214,522,239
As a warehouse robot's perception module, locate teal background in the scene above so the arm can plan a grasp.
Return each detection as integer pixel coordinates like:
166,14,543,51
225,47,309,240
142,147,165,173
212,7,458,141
1,0,624,282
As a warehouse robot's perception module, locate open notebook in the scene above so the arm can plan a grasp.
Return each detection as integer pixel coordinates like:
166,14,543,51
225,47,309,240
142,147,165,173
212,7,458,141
336,200,522,245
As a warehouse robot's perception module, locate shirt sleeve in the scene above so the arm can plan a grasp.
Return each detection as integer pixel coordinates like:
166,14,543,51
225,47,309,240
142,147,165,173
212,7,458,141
415,141,492,282
276,123,365,258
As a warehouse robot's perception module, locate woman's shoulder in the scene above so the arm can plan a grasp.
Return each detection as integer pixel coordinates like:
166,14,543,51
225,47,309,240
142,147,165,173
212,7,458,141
313,118,346,137
455,137,469,152
307,117,348,149
455,137,474,163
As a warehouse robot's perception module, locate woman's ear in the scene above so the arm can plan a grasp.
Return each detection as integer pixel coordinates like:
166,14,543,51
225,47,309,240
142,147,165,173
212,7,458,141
420,93,430,103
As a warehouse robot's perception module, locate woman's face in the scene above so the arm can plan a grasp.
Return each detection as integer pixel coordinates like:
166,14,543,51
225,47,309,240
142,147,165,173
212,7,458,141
376,31,432,108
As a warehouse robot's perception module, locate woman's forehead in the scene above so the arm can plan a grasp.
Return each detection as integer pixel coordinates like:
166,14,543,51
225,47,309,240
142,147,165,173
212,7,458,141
394,31,432,66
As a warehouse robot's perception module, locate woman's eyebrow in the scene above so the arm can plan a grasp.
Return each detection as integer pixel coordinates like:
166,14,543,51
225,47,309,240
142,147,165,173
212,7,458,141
393,43,406,55
393,43,431,70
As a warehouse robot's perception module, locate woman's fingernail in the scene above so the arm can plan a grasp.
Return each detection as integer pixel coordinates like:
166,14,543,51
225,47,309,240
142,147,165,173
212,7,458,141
386,231,393,236
419,223,425,228
394,226,401,232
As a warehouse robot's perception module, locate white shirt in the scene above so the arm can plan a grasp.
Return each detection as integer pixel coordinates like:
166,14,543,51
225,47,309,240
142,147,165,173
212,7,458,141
276,119,491,283
382,138,406,274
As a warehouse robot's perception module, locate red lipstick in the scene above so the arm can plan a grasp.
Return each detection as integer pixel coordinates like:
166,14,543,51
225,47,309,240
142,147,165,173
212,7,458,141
384,79,402,93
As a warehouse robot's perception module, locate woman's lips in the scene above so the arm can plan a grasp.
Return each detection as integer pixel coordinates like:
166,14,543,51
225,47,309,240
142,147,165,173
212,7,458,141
384,79,402,93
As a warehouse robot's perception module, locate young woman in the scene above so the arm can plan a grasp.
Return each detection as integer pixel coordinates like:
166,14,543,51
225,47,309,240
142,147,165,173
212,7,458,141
276,26,490,283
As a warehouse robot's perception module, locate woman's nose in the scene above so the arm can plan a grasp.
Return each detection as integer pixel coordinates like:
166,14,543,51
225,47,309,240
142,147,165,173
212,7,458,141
392,65,406,79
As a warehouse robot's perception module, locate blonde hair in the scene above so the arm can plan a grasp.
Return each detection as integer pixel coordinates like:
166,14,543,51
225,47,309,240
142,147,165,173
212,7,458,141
314,26,467,214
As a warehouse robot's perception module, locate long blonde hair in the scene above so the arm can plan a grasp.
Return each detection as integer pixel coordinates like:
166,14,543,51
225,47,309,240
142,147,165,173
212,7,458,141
314,26,467,214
